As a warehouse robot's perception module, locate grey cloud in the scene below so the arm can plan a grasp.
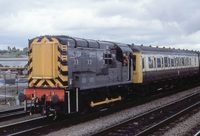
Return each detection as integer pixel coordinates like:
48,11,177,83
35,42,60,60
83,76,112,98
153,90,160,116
182,12,200,34
145,0,200,34
0,0,200,50
96,0,149,20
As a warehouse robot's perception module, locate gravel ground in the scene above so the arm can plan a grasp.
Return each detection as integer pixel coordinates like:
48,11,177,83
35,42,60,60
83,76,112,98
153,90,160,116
162,110,200,136
44,87,200,136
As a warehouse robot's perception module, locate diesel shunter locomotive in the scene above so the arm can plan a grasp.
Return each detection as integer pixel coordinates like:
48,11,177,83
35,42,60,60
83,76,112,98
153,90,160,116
19,35,200,116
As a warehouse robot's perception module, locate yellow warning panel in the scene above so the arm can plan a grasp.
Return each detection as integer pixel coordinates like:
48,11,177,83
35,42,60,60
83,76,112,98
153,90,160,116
32,43,57,79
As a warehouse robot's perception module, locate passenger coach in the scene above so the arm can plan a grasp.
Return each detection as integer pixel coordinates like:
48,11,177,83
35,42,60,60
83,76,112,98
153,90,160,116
130,45,199,84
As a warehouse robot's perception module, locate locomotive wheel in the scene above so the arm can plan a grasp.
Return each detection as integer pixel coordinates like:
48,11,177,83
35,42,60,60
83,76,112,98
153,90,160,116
79,104,88,115
79,99,89,115
79,91,90,115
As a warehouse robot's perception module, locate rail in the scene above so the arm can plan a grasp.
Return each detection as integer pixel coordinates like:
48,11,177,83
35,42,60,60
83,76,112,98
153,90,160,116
91,91,200,136
194,130,200,136
0,107,28,121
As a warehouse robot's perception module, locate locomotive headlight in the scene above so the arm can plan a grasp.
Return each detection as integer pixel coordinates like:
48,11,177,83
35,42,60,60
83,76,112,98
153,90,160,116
51,95,59,104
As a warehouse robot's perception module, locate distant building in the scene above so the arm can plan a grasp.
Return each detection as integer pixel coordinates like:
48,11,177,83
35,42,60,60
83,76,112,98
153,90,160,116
8,46,11,51
12,47,17,51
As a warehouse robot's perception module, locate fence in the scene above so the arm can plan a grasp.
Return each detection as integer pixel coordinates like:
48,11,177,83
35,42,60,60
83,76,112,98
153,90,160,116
0,70,28,106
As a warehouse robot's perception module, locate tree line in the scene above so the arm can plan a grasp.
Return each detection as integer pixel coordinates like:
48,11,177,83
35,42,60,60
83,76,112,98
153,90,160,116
0,47,28,57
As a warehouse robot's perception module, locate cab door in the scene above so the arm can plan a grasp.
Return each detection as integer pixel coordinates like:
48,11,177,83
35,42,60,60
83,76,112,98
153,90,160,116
127,53,134,81
122,52,133,81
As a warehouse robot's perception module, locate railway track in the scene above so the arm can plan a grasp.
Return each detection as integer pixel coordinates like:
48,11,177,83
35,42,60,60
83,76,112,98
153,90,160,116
0,107,28,121
0,112,90,136
92,91,200,136
0,115,58,136
1,89,199,136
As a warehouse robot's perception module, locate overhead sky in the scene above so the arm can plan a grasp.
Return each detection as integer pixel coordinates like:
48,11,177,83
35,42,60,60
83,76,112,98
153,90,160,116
0,0,200,51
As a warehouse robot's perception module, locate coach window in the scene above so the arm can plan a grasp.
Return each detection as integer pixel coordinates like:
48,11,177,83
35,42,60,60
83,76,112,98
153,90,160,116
182,57,185,66
164,57,168,67
180,57,184,66
171,57,174,67
161,57,164,68
142,58,144,70
185,57,187,66
179,57,181,66
192,57,194,66
148,57,153,68
195,57,197,66
176,57,179,66
188,57,190,66
154,57,156,68
157,57,161,68
168,57,170,67
186,57,189,66
178,57,181,66
174,57,176,67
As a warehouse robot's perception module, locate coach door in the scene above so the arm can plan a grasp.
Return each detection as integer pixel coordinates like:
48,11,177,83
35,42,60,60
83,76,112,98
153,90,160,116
133,52,143,83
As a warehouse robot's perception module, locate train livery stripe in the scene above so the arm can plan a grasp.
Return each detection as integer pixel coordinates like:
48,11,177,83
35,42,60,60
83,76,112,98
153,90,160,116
49,79,56,85
58,66,68,76
35,79,42,85
42,80,49,86
57,76,68,86
58,46,68,55
46,80,54,86
29,58,32,64
58,57,68,66
28,67,33,74
28,78,33,84
29,48,32,54
49,80,54,86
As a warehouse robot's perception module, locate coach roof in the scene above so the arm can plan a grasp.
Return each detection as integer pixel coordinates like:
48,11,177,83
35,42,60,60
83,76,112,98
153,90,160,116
129,44,198,56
